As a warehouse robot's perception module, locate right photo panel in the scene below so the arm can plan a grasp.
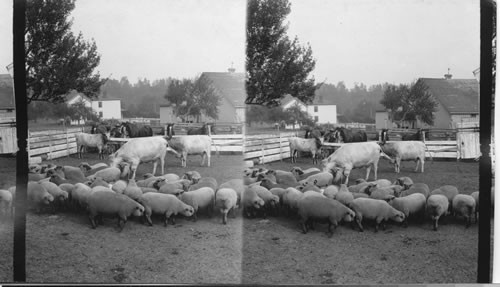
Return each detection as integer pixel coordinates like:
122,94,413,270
243,0,484,284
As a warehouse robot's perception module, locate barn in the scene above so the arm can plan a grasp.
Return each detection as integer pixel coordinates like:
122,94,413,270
159,70,246,124
375,76,479,129
0,73,16,154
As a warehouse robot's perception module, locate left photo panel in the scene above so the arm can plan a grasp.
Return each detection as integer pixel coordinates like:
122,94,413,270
1,0,246,283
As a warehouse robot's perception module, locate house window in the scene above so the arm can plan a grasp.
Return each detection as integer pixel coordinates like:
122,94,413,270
314,116,318,122
314,106,318,112
99,111,103,118
98,101,102,108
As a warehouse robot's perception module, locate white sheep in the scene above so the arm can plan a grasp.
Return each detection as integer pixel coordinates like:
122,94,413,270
351,197,405,232
215,188,238,224
323,185,339,199
334,184,354,208
288,136,323,164
180,187,215,221
242,186,266,218
390,193,427,227
0,189,13,217
137,193,194,226
426,194,449,231
87,167,122,183
298,172,333,188
219,179,244,206
452,194,476,228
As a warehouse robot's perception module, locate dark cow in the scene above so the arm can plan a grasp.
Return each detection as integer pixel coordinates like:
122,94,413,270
165,123,175,138
304,127,324,140
91,123,109,135
402,128,426,141
120,122,153,138
187,123,213,135
324,127,367,143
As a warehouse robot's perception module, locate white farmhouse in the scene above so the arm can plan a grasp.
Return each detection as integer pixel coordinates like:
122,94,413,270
281,94,337,125
66,91,122,123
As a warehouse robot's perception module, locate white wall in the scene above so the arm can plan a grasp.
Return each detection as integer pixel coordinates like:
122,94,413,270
91,100,122,119
306,105,337,124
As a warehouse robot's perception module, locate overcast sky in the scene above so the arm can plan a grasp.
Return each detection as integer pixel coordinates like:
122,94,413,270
0,0,480,88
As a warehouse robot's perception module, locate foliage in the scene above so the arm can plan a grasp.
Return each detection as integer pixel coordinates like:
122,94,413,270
246,0,319,107
27,100,98,123
164,76,221,122
284,104,315,127
245,103,313,127
25,0,106,103
380,81,438,127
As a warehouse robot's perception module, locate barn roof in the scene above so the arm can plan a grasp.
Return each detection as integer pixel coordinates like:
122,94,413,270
0,74,15,109
419,78,479,114
201,72,246,108
66,90,92,103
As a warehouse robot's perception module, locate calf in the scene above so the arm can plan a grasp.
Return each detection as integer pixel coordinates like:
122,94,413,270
288,137,323,165
75,132,109,160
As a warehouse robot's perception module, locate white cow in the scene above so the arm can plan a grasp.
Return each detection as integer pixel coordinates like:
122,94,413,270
109,136,178,179
167,135,214,168
379,141,430,173
322,141,393,184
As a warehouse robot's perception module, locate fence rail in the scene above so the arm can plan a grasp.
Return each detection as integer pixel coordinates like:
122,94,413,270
28,127,84,164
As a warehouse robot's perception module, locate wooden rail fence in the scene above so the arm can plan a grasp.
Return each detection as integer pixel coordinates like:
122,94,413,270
28,127,84,164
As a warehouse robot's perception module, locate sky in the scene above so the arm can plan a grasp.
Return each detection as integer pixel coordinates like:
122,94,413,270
0,0,480,88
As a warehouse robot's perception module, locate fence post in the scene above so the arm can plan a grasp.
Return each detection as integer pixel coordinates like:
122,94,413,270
260,138,264,164
278,128,282,162
66,126,69,157
48,132,52,161
27,130,30,164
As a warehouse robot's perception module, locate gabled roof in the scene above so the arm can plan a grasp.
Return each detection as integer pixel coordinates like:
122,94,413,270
0,74,15,109
66,90,91,103
419,78,479,114
281,94,305,107
201,72,246,108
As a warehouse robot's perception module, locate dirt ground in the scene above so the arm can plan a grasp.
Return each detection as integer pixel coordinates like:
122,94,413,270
0,151,493,283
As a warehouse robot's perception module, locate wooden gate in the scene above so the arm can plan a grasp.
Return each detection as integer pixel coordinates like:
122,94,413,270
456,129,480,159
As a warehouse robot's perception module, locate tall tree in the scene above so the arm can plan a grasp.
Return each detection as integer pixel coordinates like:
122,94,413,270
380,81,438,128
25,0,106,103
164,76,221,122
246,0,319,107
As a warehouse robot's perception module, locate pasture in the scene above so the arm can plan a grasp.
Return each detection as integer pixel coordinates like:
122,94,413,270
0,149,490,283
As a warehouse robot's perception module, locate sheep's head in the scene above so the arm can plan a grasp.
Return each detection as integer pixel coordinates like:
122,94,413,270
342,208,356,222
391,211,405,223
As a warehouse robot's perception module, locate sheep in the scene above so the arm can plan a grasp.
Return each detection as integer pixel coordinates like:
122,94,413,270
91,186,115,193
215,188,238,224
322,142,393,184
49,174,71,185
298,196,355,237
348,182,373,194
140,187,158,194
266,169,298,187
137,193,194,226
0,189,13,217
182,171,202,184
158,181,189,196
452,194,476,228
179,187,216,221
368,188,396,202
470,191,479,223
188,177,217,191
351,197,405,232
260,178,289,190
242,186,266,218
166,135,213,168
78,162,109,176
298,172,333,188
87,191,145,231
426,194,449,231
252,185,280,217
394,176,414,190
431,185,459,207
219,179,244,206
112,180,128,194
110,136,174,179
378,140,430,173
334,184,354,208
28,172,48,182
288,136,323,164
123,179,143,201
297,183,322,193
352,192,370,199
323,185,339,199
89,177,111,188
87,167,122,183
40,181,69,210
401,183,430,198
58,183,75,200
390,193,427,227
161,173,181,182
290,167,321,181
269,187,287,211
71,183,93,210
75,132,109,160
27,182,54,212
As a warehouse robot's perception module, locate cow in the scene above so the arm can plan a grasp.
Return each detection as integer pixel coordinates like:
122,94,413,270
119,122,153,138
324,127,367,143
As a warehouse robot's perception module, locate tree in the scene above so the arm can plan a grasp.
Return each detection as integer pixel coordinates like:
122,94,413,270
164,76,221,122
246,0,319,107
380,81,438,128
284,104,314,128
25,0,106,103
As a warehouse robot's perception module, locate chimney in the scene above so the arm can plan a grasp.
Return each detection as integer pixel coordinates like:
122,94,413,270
228,62,235,73
444,68,452,80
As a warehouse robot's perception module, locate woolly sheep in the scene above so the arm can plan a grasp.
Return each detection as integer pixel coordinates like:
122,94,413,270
351,197,405,232
390,193,426,227
40,181,68,210
87,191,145,231
182,171,202,184
252,185,280,216
401,183,430,198
188,177,217,191
242,186,265,218
334,184,354,208
90,177,111,188
137,193,194,226
266,169,298,187
215,188,238,224
470,191,479,223
140,187,158,194
180,187,215,221
71,183,93,209
161,173,181,182
426,194,449,231
0,189,13,217
112,180,128,194
452,194,476,228
61,166,88,183
297,183,322,193
27,181,54,212
348,182,373,194
87,167,121,183
394,176,414,190
290,167,321,181
323,185,339,199
78,162,108,176
219,179,244,206
298,196,355,237
431,185,459,207
123,179,143,200
298,172,333,188
49,174,70,185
